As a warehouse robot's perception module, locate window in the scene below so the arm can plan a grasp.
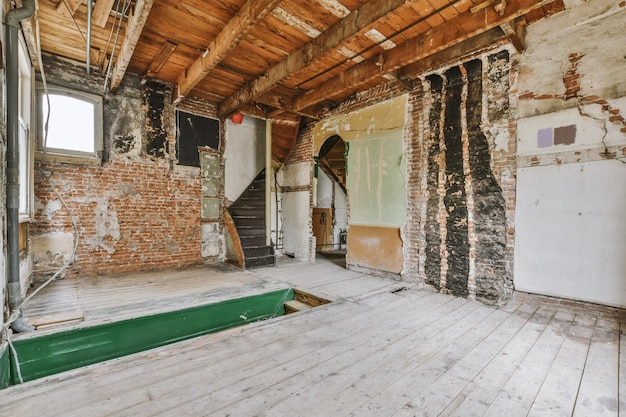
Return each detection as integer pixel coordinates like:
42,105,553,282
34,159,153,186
36,84,103,165
18,36,33,220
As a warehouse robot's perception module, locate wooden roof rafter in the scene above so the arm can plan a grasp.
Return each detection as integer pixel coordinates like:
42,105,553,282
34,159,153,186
217,0,414,118
291,0,558,113
172,0,286,105
56,0,82,18
110,0,154,91
93,0,117,28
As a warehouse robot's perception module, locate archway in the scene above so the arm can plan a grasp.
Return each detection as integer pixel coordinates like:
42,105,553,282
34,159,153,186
313,135,348,263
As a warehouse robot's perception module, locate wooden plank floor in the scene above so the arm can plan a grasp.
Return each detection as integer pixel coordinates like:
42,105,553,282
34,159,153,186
2,252,625,416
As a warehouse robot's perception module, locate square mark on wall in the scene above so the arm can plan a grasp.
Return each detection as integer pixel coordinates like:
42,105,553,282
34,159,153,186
554,124,576,146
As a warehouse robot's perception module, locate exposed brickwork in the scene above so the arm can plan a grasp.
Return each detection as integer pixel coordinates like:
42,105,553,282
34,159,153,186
283,47,516,304
285,122,313,165
414,48,514,303
401,86,426,281
34,159,202,275
31,57,217,275
518,52,626,135
468,57,508,302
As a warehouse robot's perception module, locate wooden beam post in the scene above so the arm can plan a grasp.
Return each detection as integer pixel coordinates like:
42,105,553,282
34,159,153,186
173,0,284,104
500,19,527,52
110,0,155,91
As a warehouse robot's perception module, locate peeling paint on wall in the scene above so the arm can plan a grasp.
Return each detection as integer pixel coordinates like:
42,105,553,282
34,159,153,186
423,52,509,301
313,95,407,153
143,81,169,159
79,197,121,254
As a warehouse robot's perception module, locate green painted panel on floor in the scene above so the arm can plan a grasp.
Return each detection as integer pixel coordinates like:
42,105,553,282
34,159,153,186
0,344,9,389
9,288,293,385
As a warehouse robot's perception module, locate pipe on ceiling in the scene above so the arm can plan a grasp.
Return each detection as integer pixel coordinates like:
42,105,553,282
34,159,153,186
5,0,37,333
87,0,92,74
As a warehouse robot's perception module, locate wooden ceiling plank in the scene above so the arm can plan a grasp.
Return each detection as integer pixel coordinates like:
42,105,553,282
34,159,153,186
110,0,155,91
92,0,116,28
217,0,413,118
56,0,83,18
145,41,178,78
293,0,555,112
173,0,285,104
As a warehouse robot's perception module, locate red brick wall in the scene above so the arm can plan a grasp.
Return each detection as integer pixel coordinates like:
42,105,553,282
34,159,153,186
33,160,202,275
31,57,220,276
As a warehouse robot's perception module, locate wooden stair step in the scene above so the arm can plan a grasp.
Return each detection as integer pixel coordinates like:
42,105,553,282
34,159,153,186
284,299,313,314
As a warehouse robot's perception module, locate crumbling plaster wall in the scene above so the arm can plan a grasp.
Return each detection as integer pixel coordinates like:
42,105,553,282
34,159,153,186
412,48,516,303
514,0,626,307
31,57,220,276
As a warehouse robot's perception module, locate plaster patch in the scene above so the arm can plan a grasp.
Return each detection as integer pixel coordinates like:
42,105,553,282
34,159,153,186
42,198,63,221
489,126,509,152
80,197,121,254
31,232,74,270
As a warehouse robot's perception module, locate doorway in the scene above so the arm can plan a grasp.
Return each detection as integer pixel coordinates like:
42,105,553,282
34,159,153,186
313,135,347,257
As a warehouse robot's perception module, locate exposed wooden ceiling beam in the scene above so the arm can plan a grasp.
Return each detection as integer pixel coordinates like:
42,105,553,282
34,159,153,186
110,0,155,91
56,0,82,18
500,18,527,52
397,27,508,78
173,0,285,104
145,41,178,78
217,0,412,118
292,0,554,112
92,0,116,28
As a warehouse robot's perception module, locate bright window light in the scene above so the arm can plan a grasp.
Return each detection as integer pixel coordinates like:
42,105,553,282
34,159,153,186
43,94,95,153
37,84,103,164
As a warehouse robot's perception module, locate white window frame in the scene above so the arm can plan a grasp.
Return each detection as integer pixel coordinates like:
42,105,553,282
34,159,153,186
18,36,34,221
36,84,103,166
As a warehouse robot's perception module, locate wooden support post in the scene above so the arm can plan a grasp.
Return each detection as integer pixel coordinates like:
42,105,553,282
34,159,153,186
265,119,272,247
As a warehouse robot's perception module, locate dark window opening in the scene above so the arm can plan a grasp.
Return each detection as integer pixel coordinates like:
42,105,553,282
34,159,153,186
176,111,220,167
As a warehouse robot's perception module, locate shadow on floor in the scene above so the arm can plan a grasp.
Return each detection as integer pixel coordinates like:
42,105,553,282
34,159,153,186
317,250,346,269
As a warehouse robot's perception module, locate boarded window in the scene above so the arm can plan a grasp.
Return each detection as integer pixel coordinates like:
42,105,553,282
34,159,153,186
176,111,220,167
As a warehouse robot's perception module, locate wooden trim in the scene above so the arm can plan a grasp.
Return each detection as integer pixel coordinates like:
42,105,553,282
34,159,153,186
110,0,155,91
282,185,311,193
292,0,553,112
217,0,411,117
223,209,245,269
173,0,284,104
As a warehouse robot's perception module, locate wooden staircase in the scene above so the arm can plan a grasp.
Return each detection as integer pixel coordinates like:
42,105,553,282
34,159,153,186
227,170,275,268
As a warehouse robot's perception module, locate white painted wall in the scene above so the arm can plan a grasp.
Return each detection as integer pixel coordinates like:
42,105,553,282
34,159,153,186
224,116,266,202
281,162,312,260
515,161,626,308
514,0,626,307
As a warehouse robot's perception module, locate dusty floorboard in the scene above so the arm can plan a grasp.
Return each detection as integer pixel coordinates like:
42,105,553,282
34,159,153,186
2,253,625,416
